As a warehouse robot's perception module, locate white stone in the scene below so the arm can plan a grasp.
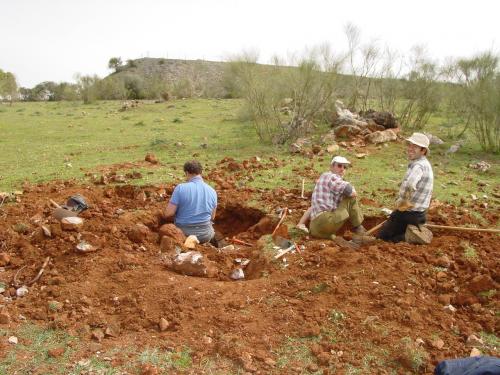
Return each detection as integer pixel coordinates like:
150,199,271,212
16,286,29,297
443,304,457,313
8,336,18,345
230,268,245,280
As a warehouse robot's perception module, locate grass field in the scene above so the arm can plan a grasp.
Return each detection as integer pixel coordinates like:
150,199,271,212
1,99,498,211
0,99,499,373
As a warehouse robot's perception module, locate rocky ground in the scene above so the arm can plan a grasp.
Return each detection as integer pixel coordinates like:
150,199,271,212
0,157,498,374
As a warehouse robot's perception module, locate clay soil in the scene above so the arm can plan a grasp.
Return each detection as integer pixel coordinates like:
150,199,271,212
0,158,498,374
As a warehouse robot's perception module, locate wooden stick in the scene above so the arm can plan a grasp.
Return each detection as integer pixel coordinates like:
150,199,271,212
12,265,27,288
366,220,387,235
425,224,500,234
12,257,51,288
271,207,288,236
49,199,61,209
301,179,305,199
28,257,51,285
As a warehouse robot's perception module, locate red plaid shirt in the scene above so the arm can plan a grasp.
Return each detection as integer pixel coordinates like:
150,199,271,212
311,172,350,219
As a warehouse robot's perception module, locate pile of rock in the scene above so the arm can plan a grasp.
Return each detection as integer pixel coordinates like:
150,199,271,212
331,101,399,145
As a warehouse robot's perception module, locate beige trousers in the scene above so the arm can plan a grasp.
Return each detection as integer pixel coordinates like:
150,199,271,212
310,197,363,239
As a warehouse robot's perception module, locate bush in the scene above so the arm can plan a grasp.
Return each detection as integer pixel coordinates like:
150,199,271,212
453,52,499,153
227,46,342,144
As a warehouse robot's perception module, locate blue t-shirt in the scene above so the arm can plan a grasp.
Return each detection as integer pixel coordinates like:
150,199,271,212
170,176,217,225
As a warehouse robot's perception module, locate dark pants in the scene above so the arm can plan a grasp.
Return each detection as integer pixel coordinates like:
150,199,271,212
377,210,426,243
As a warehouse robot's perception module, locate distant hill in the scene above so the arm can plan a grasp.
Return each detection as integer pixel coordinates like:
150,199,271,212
106,58,230,98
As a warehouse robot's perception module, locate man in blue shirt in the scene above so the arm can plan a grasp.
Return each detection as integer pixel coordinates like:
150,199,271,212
164,160,217,243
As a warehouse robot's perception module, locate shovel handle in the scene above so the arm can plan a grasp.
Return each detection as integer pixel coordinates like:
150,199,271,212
366,220,387,235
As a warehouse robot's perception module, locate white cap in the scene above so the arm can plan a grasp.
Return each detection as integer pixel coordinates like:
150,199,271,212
406,132,430,149
331,156,351,165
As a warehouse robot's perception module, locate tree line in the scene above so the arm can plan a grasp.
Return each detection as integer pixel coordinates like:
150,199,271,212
1,27,498,152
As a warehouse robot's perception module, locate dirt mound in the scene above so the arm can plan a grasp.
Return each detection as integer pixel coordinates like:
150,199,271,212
0,168,498,373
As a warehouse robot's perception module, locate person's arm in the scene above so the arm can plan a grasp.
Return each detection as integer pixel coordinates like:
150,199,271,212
164,202,177,219
211,207,217,221
405,166,424,192
342,183,356,197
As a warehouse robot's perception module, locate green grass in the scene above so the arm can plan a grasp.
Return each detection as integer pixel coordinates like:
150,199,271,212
273,336,320,373
0,323,76,374
1,100,498,213
462,241,479,262
138,346,192,371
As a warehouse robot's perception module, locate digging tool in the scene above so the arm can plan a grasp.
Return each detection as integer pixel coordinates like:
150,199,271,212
231,237,252,247
366,220,387,236
274,244,295,260
424,224,500,234
271,207,288,236
49,199,61,208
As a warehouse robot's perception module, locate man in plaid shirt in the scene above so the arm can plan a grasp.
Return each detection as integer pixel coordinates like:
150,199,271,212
309,156,367,239
378,133,434,242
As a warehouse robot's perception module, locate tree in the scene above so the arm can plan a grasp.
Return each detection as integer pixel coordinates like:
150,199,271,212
0,69,18,104
452,52,500,153
75,74,100,104
108,57,123,72
228,45,343,144
398,46,442,130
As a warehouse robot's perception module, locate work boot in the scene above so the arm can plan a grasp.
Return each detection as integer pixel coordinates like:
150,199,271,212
352,233,377,245
353,225,367,234
331,235,360,250
295,223,309,234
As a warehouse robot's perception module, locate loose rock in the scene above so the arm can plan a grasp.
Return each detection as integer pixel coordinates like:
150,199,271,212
0,253,11,267
159,318,169,332
8,336,18,345
48,347,65,358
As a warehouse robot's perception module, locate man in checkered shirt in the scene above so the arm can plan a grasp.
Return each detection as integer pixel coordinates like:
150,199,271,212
309,156,368,239
378,133,434,242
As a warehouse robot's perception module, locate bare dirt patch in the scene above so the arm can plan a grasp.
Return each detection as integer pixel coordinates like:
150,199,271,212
0,162,498,373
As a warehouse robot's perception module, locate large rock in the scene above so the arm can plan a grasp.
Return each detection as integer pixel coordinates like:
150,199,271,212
60,217,84,231
365,129,397,144
361,110,398,128
127,224,151,243
169,251,217,277
158,224,185,243
405,225,433,245
334,125,361,138
467,275,496,293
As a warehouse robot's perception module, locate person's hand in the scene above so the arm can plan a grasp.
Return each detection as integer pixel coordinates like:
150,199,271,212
350,190,357,198
395,198,414,211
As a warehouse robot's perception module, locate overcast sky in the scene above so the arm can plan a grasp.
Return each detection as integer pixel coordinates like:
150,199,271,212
2,0,498,88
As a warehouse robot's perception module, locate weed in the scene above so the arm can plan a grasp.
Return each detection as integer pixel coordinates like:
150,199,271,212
12,222,30,234
462,241,479,261
398,337,428,373
121,116,131,120
48,301,60,312
172,117,183,123
149,138,168,148
478,289,497,299
311,283,328,294
138,346,192,371
328,309,346,323
273,336,317,371
134,120,146,126
480,332,499,349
